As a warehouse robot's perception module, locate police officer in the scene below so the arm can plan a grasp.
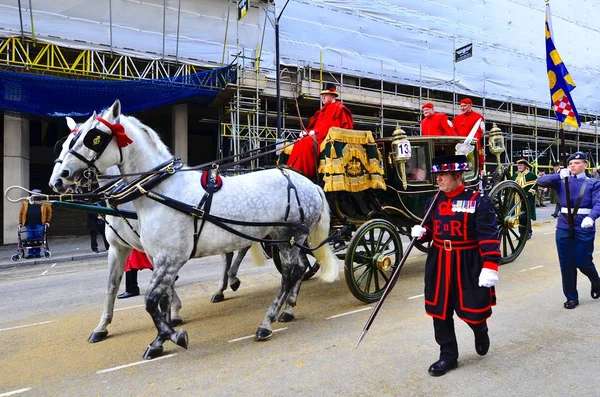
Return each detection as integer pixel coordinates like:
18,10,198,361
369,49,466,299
537,152,600,309
411,154,500,376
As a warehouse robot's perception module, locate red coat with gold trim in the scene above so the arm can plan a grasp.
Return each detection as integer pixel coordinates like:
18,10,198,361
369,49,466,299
453,110,485,169
287,101,353,178
420,112,456,136
420,184,500,323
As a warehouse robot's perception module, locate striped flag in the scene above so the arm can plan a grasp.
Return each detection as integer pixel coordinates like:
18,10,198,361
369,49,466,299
545,3,580,128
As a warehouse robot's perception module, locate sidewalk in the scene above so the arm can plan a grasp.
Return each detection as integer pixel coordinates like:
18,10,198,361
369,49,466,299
0,235,107,269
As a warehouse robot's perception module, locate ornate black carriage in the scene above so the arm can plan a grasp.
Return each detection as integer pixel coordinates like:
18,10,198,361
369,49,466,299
277,124,531,303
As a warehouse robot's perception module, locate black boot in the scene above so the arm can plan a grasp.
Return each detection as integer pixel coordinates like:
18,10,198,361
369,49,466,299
118,270,140,299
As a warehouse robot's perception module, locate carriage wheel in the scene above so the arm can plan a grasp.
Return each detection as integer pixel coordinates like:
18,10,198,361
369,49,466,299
271,246,320,281
344,219,403,303
488,180,530,264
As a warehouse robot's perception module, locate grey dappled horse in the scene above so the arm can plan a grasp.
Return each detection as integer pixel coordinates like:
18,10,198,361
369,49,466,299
52,100,338,360
50,119,260,344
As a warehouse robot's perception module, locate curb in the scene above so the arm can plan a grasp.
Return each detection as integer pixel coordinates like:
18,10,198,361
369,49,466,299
0,251,108,270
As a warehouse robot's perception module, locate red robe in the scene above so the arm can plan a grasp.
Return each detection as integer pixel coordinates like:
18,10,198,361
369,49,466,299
287,101,354,178
125,249,153,271
420,112,456,136
453,110,485,169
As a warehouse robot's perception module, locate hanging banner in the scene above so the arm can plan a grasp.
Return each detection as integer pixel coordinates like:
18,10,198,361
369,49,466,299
237,0,249,21
455,43,473,62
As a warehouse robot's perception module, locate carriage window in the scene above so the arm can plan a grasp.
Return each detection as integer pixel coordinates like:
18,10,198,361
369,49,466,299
406,144,430,184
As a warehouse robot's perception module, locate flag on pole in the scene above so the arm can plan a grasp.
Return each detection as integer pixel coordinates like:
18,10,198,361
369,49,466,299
545,2,580,128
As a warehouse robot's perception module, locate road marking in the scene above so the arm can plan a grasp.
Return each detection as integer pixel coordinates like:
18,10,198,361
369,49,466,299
114,304,145,312
228,327,288,343
408,294,424,300
96,353,177,374
40,263,57,276
0,320,57,333
543,232,555,235
0,388,32,397
517,265,544,273
326,307,372,320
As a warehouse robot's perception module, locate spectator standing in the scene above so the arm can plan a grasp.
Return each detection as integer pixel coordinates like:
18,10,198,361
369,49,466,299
88,210,109,253
511,159,537,240
118,249,154,299
19,189,52,258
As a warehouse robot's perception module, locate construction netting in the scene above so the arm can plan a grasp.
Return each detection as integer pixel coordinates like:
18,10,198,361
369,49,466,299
0,65,236,117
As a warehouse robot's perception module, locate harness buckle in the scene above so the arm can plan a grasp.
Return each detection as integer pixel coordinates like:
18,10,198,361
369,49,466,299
443,240,452,251
196,209,205,219
165,165,175,174
289,236,295,246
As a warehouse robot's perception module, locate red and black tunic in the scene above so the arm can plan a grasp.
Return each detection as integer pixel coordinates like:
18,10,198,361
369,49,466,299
420,184,500,324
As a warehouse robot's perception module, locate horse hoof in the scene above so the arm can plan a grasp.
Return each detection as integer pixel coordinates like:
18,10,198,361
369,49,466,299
278,312,295,323
255,327,273,341
88,331,109,343
170,318,183,327
210,294,224,303
230,279,241,291
174,329,189,349
143,345,164,360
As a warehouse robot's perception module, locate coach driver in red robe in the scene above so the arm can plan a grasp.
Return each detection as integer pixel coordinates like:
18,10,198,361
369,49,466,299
453,98,485,171
411,154,500,376
287,83,354,179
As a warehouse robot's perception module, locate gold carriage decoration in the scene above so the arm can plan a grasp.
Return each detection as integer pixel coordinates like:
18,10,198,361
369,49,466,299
317,127,386,193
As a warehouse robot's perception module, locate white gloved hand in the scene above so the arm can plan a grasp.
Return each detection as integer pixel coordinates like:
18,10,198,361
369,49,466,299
559,168,570,179
411,225,426,239
308,130,316,136
478,268,498,288
299,130,308,137
581,216,595,228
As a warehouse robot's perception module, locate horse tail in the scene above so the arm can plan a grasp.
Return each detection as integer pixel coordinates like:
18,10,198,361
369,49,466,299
249,242,265,267
308,188,339,282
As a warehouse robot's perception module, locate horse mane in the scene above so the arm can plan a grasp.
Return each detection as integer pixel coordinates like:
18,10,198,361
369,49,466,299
122,115,172,158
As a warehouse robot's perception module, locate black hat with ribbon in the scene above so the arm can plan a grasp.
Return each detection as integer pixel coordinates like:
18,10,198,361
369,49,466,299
431,154,470,173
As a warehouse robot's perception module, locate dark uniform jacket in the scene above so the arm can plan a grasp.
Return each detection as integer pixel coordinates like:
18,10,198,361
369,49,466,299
537,173,600,233
420,184,500,324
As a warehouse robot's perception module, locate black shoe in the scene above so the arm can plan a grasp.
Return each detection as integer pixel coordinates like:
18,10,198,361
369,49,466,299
428,359,458,377
117,291,140,299
92,248,99,253
551,213,558,218
563,299,579,309
527,232,532,240
541,204,547,207
591,284,600,300
475,332,490,356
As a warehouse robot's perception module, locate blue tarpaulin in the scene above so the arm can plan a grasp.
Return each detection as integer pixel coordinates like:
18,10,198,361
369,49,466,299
0,65,236,117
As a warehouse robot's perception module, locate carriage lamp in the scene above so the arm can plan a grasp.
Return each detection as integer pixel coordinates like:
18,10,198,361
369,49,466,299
487,123,505,166
391,127,411,189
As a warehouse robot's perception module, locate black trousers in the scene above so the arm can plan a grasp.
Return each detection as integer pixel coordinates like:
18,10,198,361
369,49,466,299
90,223,109,251
433,306,488,362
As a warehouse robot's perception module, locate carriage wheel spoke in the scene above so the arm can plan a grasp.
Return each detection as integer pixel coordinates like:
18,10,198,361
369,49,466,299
355,266,371,289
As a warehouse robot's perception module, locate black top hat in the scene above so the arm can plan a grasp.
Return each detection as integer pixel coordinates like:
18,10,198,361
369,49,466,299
516,158,532,169
431,154,470,173
320,83,339,97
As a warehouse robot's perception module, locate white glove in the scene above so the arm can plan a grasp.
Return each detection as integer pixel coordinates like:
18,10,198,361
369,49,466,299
478,268,498,288
299,130,308,137
559,168,570,179
308,130,315,136
411,225,426,239
581,216,594,228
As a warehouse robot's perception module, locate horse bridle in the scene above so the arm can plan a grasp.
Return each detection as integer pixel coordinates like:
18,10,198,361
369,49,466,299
66,116,123,168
